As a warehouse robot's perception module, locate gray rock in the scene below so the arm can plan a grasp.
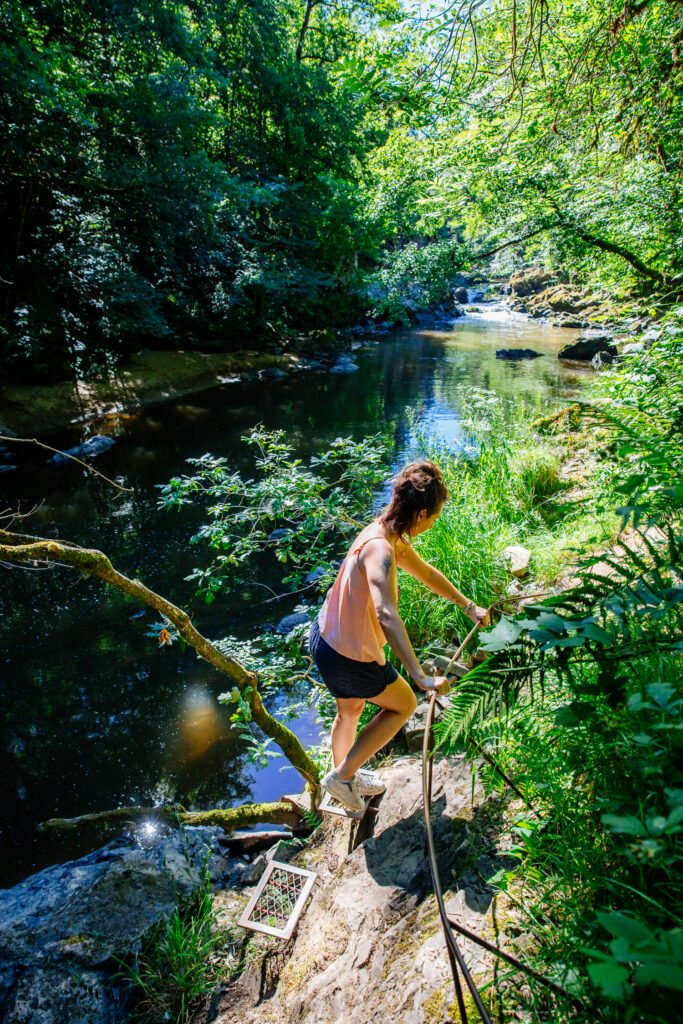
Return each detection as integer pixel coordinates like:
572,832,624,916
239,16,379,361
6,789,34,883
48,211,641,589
495,348,543,360
329,356,359,375
559,333,617,362
257,367,289,381
0,827,238,1024
453,286,469,304
509,268,555,296
304,566,326,585
48,435,115,466
292,359,324,372
217,758,503,1024
501,544,531,578
275,611,310,634
0,465,16,474
222,829,293,856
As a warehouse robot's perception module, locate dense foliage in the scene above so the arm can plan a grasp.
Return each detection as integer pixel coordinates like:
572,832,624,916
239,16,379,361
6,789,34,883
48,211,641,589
0,0,402,380
4,0,683,381
434,316,683,1022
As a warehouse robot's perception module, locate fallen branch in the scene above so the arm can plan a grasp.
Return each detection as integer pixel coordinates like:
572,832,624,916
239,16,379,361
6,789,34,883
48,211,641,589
0,434,133,493
39,801,305,834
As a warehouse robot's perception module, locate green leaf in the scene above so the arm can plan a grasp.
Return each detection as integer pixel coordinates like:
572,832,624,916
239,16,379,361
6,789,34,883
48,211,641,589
479,616,523,652
601,814,646,836
554,701,595,727
596,911,652,945
635,963,683,993
587,960,631,999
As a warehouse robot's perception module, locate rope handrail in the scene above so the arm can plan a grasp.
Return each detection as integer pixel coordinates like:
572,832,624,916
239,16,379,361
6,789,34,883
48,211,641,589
420,593,580,1021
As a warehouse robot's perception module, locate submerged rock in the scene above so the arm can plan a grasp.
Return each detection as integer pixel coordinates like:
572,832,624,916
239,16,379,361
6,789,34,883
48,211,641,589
257,367,289,381
559,332,617,363
0,827,239,1024
48,435,116,466
495,348,543,360
328,355,359,375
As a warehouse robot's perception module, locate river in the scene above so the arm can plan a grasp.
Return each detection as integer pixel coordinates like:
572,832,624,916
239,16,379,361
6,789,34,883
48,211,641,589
0,306,589,886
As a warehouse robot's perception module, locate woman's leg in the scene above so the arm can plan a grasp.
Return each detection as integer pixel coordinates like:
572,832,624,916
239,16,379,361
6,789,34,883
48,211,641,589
330,698,365,768
335,675,417,781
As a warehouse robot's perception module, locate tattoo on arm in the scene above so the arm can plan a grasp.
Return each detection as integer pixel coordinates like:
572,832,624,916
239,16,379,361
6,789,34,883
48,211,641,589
383,553,393,578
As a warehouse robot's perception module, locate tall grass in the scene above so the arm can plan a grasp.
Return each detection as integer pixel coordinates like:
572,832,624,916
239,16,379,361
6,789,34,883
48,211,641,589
115,860,238,1024
398,388,615,653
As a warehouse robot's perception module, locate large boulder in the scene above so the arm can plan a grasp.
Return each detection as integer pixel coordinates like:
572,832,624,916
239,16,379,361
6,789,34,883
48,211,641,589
559,332,617,363
215,757,515,1024
452,287,469,304
508,268,555,297
0,827,239,1024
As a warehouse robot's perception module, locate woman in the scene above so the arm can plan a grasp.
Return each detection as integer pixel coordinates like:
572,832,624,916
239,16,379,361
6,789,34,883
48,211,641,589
308,460,490,813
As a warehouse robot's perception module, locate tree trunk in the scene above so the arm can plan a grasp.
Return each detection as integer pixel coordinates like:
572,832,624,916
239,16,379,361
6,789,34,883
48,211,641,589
296,0,320,62
0,530,321,795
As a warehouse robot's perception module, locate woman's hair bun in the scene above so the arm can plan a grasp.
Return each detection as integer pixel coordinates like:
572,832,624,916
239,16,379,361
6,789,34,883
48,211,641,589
380,460,448,538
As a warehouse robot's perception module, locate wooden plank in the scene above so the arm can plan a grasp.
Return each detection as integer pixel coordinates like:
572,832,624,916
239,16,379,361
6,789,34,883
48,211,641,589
282,791,314,815
319,790,369,821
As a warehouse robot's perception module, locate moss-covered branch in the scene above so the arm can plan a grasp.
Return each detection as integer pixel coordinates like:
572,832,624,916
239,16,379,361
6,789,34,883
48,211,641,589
39,801,305,834
0,529,321,795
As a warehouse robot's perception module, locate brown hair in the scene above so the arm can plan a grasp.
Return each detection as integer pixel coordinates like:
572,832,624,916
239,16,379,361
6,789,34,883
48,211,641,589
379,460,448,540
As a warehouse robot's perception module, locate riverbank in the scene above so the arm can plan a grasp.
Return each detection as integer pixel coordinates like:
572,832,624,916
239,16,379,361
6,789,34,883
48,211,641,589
0,348,330,437
0,273,643,439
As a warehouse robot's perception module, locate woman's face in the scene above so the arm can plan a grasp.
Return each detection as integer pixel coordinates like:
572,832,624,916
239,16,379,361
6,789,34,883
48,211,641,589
410,503,445,537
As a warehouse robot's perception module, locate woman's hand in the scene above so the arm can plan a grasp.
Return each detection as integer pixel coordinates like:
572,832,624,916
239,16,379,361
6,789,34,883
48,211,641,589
466,604,490,627
415,675,451,694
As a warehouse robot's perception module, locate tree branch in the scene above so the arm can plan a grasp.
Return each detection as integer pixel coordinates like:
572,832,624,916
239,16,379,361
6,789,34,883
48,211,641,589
39,801,305,834
0,530,321,794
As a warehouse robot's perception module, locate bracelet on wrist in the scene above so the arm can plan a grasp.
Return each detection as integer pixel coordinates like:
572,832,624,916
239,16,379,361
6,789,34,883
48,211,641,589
463,599,475,616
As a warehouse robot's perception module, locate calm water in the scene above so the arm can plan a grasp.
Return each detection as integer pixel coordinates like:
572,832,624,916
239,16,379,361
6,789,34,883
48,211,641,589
0,308,589,885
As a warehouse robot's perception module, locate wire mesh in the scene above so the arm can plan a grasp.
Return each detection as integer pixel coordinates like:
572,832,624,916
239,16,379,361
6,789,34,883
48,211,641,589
239,860,317,939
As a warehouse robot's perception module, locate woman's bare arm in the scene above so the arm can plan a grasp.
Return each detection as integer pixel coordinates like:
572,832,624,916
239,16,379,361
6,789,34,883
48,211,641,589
363,540,446,691
396,542,490,626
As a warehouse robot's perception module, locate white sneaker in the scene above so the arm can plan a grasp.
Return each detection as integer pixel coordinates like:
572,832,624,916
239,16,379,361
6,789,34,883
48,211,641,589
354,768,386,796
321,769,366,813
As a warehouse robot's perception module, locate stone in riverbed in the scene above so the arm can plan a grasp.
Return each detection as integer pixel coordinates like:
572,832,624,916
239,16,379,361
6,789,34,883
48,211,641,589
275,611,310,634
304,566,326,585
495,348,543,360
328,355,359,374
268,528,293,542
558,332,617,363
453,286,469,304
48,435,116,465
257,367,289,381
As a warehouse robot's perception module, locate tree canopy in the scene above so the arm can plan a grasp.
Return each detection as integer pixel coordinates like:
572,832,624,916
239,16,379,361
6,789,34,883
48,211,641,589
2,0,682,370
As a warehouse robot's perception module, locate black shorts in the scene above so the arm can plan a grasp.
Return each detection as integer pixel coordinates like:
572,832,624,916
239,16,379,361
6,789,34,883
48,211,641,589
308,618,398,700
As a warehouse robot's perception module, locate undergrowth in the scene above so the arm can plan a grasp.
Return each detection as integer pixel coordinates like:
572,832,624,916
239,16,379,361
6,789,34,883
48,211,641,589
431,313,683,1023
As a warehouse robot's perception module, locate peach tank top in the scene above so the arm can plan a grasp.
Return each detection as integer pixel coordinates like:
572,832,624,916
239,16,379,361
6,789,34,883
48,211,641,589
318,525,397,664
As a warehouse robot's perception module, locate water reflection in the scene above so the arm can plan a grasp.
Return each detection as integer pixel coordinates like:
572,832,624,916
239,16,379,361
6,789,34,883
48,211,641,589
0,310,588,884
